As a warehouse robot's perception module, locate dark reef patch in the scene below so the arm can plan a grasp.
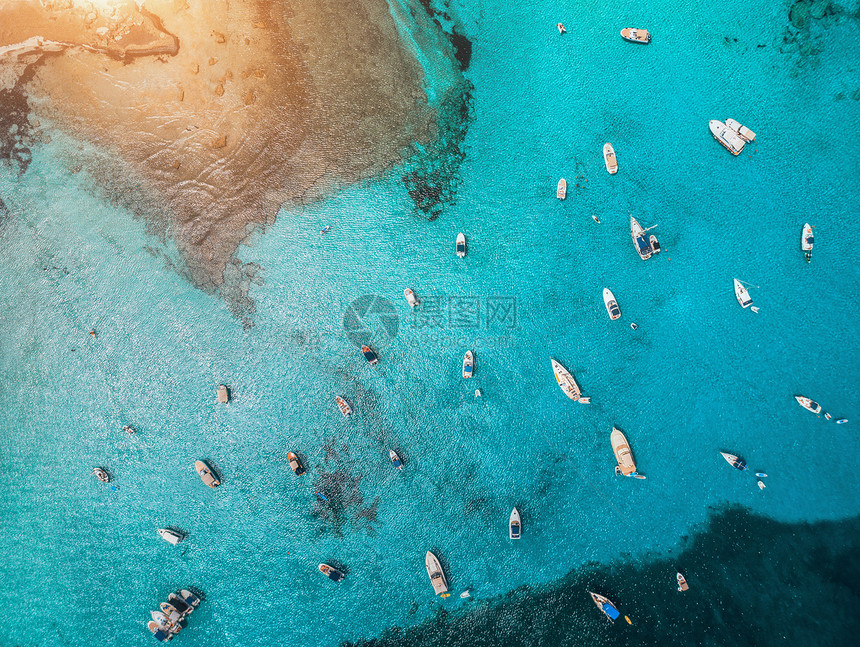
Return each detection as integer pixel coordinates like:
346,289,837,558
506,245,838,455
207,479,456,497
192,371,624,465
343,506,860,647
312,438,380,538
0,195,9,228
0,57,45,175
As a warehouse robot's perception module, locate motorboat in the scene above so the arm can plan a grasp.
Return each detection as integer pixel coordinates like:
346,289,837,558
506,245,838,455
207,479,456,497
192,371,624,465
649,234,661,253
179,590,200,608
802,223,813,262
336,396,353,416
456,233,467,258
620,28,650,43
509,508,521,540
425,551,449,596
166,594,191,614
825,412,832,420
557,23,566,35
194,460,220,488
217,384,229,404
318,563,345,582
148,621,174,642
720,451,747,471
287,452,306,476
603,143,618,174
610,428,638,477
630,216,653,260
462,351,474,378
159,603,182,623
156,529,185,546
726,118,756,142
758,480,767,490
837,419,848,424
404,288,420,308
550,358,586,402
709,120,745,155
150,611,172,628
589,591,620,621
92,467,110,483
603,288,621,320
795,396,822,414
389,449,403,470
677,573,689,592
733,279,753,308
557,178,567,199
122,425,135,434
361,345,378,365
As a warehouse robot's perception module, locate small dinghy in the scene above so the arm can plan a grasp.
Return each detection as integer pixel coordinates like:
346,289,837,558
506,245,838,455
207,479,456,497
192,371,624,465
550,358,588,402
321,225,331,234
217,384,229,404
92,467,110,483
592,215,601,223
726,118,756,142
426,551,449,596
361,345,378,365
156,529,185,546
474,389,482,398
733,279,753,308
456,233,467,258
801,223,813,263
509,508,521,540
462,350,474,378
404,288,420,308
649,234,661,253
460,589,471,598
287,452,306,476
557,178,567,200
603,143,618,174
795,396,822,414
122,425,135,434
319,563,345,582
720,451,747,471
758,480,766,490
389,449,403,470
677,573,689,592
620,28,651,43
603,288,621,320
557,23,566,35
825,412,832,420
336,396,353,416
194,460,220,488
589,591,621,621
630,216,653,260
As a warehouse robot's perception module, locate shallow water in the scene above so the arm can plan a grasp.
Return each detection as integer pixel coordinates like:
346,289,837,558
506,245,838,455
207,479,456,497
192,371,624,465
1,0,859,645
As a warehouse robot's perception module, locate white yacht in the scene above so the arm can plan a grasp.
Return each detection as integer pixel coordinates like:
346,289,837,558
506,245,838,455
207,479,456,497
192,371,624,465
801,223,813,262
462,351,474,378
456,233,466,258
603,288,621,320
709,120,745,156
557,178,567,200
550,358,587,402
630,216,653,260
603,143,618,174
509,508,521,540
425,551,449,596
795,395,822,414
156,529,185,546
733,279,753,308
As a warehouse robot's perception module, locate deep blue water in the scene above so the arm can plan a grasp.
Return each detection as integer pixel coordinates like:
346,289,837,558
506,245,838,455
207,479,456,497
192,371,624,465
1,0,859,645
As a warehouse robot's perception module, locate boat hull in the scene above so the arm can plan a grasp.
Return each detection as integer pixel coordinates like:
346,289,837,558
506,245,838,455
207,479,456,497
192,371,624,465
795,396,821,414
389,449,403,469
157,529,184,545
509,508,521,539
287,452,306,476
733,279,753,308
404,288,419,307
425,551,449,595
589,592,620,621
610,428,637,476
550,359,582,401
620,28,650,43
463,351,474,378
336,396,353,416
801,224,813,252
709,120,745,155
557,178,567,199
602,288,621,320
630,216,653,260
456,233,466,258
194,460,220,488
726,118,756,142
603,143,618,174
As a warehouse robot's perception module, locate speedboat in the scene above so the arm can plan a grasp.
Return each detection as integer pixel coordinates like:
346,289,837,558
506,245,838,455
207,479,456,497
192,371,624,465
837,419,848,424
179,590,200,608
167,594,191,614
557,178,567,199
156,529,185,546
159,603,182,623
550,358,586,402
92,467,110,483
150,611,172,628
287,452,306,476
336,396,353,416
194,460,220,488
733,279,753,308
611,428,638,477
389,449,403,470
795,396,822,414
404,288,420,308
802,223,813,263
319,563,345,582
557,23,566,35
620,28,650,43
148,621,174,642
649,234,661,253
589,591,620,621
603,288,621,320
122,425,135,434
456,233,466,258
709,120,745,155
217,384,229,404
726,118,756,142
720,451,747,471
425,551,449,596
630,216,653,260
758,480,766,490
361,345,378,365
603,143,618,174
677,573,689,591
462,351,474,378
509,508,521,540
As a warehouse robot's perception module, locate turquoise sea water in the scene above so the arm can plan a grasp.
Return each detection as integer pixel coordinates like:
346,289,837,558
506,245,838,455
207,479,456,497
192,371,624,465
1,1,859,645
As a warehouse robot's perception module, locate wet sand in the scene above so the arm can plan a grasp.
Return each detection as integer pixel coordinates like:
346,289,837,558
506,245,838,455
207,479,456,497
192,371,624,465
0,0,465,322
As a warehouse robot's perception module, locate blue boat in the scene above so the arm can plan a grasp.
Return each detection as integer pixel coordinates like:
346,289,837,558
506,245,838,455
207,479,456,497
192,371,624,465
589,591,620,621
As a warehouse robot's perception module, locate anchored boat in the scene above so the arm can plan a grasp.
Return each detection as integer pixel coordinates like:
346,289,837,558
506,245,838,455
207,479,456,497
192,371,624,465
726,118,756,142
404,288,420,308
677,573,689,591
589,591,621,621
610,428,640,477
217,384,229,404
389,449,403,470
550,358,587,402
630,216,653,260
603,143,618,174
649,234,661,253
319,563,345,582
795,396,822,414
156,529,185,546
557,178,567,200
336,396,353,417
802,223,813,262
194,460,220,488
426,551,449,596
287,452,306,476
509,508,521,540
456,233,467,258
620,28,650,43
603,288,621,320
92,467,110,483
462,351,474,378
733,279,753,308
709,120,745,155
720,451,747,471
361,345,378,365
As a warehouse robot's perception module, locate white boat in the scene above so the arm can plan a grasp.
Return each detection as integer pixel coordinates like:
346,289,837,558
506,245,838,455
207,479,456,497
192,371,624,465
159,603,182,623
462,351,474,378
509,508,521,540
726,118,756,142
589,591,621,621
179,590,200,608
550,358,586,402
389,449,403,470
733,279,753,308
217,384,229,404
630,216,653,260
620,28,650,44
148,620,173,642
425,551,449,596
456,233,466,258
795,396,822,414
156,529,185,546
557,178,567,200
404,288,420,308
151,611,171,628
92,467,110,483
802,223,813,262
677,573,689,591
194,460,220,488
318,563,345,582
603,288,621,320
610,428,638,477
287,451,306,476
557,23,566,35
336,396,353,416
649,234,661,253
603,143,618,174
720,451,747,471
709,120,745,156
